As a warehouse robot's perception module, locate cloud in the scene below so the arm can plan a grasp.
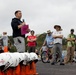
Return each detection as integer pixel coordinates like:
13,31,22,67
0,0,76,37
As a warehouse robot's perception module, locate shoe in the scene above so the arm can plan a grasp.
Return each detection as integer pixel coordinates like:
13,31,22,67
60,63,65,65
51,62,55,65
47,60,50,63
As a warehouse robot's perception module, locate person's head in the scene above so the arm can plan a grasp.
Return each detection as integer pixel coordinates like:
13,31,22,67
30,30,35,36
47,30,52,36
70,29,74,34
15,10,22,19
54,25,62,31
3,32,7,35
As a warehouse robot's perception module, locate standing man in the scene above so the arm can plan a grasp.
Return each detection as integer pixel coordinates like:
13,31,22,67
43,30,54,62
51,25,64,65
65,29,76,64
11,10,25,53
43,30,54,55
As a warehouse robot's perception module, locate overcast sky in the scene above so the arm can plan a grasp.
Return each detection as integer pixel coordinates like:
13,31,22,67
0,0,76,37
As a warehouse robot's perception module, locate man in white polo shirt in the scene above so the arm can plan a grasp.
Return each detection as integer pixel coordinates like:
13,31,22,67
51,25,64,65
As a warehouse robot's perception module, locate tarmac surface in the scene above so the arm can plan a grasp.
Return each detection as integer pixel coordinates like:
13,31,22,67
36,61,76,75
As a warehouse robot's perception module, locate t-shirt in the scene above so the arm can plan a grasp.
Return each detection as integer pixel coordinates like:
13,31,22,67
53,31,63,44
11,18,25,38
67,34,76,47
27,35,37,47
45,34,54,48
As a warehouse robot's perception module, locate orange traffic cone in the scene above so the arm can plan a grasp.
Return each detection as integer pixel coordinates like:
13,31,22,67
25,64,31,75
6,68,13,75
0,70,4,75
30,61,38,75
15,64,20,75
4,46,8,52
20,65,26,75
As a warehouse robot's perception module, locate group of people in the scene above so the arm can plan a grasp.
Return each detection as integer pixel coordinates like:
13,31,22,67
41,25,64,65
41,25,76,65
10,10,76,66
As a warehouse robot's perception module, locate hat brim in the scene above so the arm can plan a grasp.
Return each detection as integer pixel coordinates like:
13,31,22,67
54,25,62,30
47,32,51,33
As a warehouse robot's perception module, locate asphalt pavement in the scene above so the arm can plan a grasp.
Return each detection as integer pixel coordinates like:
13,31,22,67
36,61,76,75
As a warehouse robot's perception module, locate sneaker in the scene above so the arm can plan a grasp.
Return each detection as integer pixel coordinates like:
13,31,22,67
60,63,65,65
47,60,50,63
51,62,55,65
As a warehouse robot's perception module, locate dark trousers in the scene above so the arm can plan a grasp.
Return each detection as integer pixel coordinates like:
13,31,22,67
28,46,36,53
52,43,63,63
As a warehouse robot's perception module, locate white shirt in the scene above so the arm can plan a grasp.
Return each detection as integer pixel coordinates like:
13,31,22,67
53,31,63,44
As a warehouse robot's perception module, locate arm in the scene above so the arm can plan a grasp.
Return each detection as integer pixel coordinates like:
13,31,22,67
31,38,37,41
67,38,75,41
67,34,75,41
53,35,63,39
11,20,25,29
27,36,36,42
27,38,32,42
18,22,25,29
43,40,47,46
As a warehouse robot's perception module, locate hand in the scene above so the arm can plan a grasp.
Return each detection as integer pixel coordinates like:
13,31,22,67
50,42,54,45
29,39,33,42
21,22,25,26
26,29,30,33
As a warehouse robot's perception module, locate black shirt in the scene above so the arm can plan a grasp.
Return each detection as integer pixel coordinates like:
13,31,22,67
11,18,25,38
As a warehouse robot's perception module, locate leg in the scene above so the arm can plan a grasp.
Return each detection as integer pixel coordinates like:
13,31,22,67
28,47,32,53
32,47,36,52
13,37,25,53
48,47,53,55
48,48,53,59
65,47,71,63
52,44,57,63
57,44,63,63
17,37,25,53
70,46,75,62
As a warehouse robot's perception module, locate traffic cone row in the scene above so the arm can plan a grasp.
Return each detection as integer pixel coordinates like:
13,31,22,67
0,52,39,75
0,62,38,75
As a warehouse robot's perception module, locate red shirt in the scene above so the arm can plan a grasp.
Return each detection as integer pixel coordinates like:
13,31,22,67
27,35,37,47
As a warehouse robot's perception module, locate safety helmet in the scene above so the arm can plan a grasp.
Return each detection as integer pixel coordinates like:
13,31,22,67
0,52,13,71
0,52,11,66
30,53,38,61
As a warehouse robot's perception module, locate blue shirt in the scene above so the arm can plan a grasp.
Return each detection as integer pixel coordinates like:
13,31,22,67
45,34,54,48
